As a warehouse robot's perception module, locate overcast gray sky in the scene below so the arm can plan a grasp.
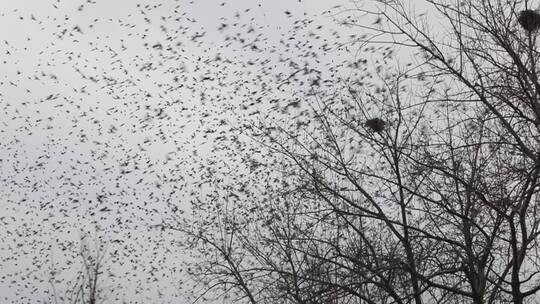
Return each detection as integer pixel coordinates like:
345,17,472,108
0,0,368,303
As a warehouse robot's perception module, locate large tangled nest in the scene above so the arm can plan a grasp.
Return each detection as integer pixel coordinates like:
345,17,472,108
365,118,386,133
518,10,540,32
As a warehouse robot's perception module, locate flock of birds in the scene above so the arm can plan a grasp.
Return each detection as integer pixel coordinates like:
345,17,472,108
0,0,394,302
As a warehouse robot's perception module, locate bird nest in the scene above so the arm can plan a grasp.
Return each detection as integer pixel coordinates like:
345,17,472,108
518,10,540,32
365,118,386,133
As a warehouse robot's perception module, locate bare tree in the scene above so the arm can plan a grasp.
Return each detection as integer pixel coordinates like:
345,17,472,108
174,0,540,303
47,232,116,304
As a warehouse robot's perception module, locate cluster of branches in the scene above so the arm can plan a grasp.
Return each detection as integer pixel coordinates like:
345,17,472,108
174,0,540,303
46,232,116,304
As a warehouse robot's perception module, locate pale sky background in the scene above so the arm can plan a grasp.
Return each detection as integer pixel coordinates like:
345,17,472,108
0,0,371,303
0,0,524,303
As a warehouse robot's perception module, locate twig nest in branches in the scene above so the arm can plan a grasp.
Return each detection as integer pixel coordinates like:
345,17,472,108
518,10,540,32
365,118,386,133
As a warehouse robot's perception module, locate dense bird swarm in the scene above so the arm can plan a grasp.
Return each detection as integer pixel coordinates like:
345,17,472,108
0,0,390,302
6,0,540,303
